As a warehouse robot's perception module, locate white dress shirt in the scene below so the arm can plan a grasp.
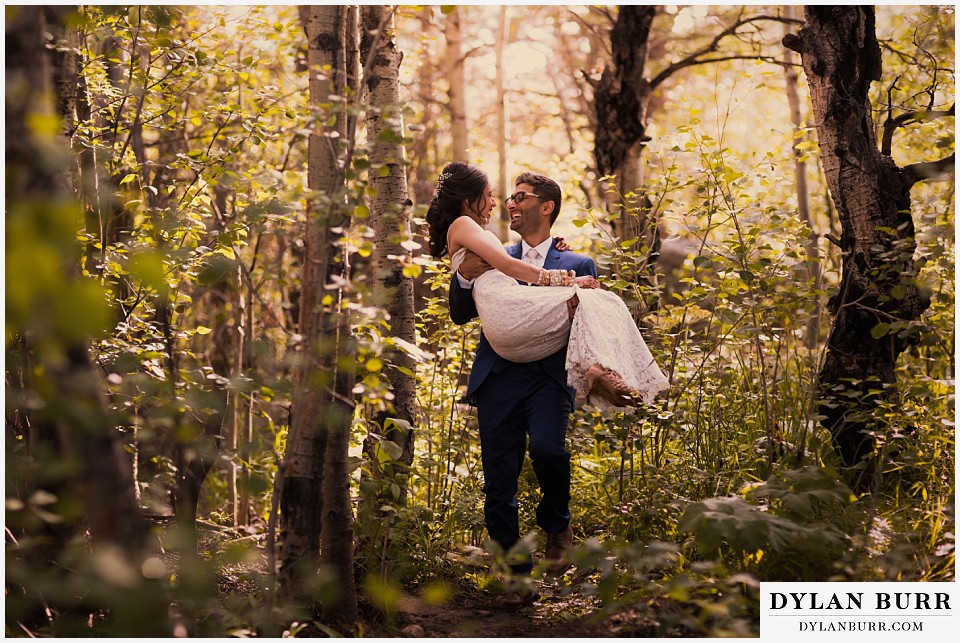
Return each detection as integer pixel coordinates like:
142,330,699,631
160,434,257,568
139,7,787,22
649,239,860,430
519,237,553,270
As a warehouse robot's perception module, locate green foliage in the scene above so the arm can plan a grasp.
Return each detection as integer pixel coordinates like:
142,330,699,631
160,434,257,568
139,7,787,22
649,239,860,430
680,467,854,580
5,4,953,638
7,200,113,345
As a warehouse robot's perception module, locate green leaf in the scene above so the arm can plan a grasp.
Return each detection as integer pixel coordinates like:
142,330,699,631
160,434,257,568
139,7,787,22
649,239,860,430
693,256,713,269
129,251,168,293
870,322,891,339
376,439,403,463
384,417,413,434
52,279,112,343
723,169,744,183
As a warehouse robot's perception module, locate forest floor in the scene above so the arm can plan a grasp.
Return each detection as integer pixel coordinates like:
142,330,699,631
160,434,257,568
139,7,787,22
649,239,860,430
376,585,672,638
209,531,683,638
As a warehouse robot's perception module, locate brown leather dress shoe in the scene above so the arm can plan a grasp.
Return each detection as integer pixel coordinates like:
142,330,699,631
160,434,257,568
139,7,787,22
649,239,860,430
545,524,573,575
585,364,642,407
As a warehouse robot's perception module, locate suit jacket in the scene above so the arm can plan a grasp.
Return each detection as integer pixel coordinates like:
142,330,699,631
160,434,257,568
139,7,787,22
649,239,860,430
448,239,598,402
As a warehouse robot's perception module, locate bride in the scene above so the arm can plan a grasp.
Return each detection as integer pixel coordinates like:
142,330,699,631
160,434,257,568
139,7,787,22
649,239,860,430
426,162,668,408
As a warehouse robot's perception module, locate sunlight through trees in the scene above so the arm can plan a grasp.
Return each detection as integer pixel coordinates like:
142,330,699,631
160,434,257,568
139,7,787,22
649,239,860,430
5,4,954,637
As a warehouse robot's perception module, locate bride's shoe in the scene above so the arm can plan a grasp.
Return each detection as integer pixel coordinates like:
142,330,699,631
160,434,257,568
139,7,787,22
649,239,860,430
585,364,642,407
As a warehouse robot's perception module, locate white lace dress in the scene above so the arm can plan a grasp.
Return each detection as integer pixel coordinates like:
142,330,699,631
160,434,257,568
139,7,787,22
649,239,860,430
452,245,669,404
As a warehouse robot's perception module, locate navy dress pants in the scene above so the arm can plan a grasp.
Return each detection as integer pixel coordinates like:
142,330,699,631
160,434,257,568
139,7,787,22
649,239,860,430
474,361,573,574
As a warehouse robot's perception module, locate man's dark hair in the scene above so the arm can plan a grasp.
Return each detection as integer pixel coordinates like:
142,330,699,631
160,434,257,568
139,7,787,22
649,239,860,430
515,172,562,224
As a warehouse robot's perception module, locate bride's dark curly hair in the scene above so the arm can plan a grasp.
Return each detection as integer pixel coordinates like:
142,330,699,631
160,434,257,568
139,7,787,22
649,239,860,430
425,162,489,259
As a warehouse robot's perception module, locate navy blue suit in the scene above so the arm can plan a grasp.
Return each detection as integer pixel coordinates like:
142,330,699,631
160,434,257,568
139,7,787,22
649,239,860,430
449,239,597,573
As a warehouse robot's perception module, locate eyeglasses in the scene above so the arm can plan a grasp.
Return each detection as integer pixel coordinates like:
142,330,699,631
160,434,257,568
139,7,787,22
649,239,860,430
504,191,541,204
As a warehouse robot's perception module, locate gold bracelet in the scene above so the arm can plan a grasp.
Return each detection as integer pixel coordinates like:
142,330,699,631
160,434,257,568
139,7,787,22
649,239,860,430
537,269,576,287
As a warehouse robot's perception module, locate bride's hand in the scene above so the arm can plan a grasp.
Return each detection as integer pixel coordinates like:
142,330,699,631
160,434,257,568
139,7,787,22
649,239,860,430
575,275,601,289
553,236,570,252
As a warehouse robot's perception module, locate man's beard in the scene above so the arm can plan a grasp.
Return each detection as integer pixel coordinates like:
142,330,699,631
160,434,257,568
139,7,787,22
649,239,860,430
509,210,530,235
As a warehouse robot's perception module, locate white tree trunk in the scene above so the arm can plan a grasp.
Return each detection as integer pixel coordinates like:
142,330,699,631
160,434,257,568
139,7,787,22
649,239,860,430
782,5,821,349
444,7,469,160
356,4,418,580
494,5,509,239
362,5,416,436
280,7,358,625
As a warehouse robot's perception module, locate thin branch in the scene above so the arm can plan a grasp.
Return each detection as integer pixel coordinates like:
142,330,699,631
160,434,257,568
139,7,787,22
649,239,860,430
904,153,955,186
656,55,797,86
880,40,954,75
460,44,484,64
587,5,616,25
580,68,600,89
17,622,36,638
823,233,844,249
650,15,801,90
914,22,941,111
565,8,613,58
883,103,955,155
882,75,902,155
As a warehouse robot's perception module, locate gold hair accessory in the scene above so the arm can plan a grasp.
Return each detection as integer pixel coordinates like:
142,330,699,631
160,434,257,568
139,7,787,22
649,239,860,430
436,171,453,196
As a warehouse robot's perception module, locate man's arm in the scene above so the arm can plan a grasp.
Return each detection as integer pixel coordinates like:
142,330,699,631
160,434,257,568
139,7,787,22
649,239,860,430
449,273,479,325
450,251,595,323
449,250,495,325
573,255,598,279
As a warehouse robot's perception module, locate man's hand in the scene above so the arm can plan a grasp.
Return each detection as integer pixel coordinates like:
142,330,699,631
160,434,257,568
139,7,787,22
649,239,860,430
457,250,495,280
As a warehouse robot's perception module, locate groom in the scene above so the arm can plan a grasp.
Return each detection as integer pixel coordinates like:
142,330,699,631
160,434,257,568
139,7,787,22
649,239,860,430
449,172,597,602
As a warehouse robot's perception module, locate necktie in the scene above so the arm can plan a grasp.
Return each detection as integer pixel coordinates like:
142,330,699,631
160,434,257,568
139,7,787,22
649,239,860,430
522,248,542,285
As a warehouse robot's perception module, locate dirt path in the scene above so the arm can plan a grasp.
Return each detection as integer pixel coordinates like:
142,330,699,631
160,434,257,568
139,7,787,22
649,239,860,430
210,534,669,637
386,585,663,638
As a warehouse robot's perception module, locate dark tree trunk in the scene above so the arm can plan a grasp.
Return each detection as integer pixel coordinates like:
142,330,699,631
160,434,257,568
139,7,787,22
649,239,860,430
6,4,150,553
592,5,660,310
784,7,932,488
593,5,656,185
45,7,82,139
